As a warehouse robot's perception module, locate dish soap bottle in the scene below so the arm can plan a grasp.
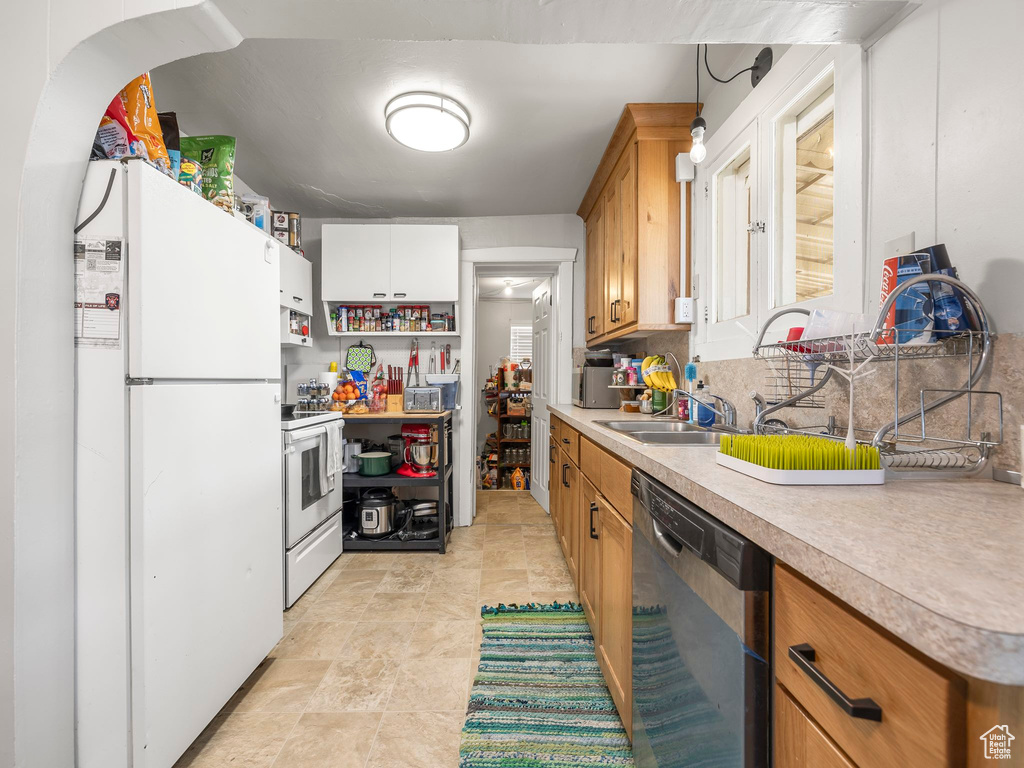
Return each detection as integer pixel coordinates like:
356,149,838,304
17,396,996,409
695,381,715,428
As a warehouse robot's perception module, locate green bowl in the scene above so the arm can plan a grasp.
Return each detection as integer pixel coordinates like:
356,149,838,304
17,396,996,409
357,451,392,476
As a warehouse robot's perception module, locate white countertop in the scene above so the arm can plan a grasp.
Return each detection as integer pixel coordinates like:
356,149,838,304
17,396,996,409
549,404,1024,686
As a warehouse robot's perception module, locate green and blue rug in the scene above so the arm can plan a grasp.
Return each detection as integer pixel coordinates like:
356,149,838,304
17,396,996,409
460,602,634,767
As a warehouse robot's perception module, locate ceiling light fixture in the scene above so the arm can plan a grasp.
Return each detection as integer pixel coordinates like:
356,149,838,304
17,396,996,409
690,45,773,165
503,280,513,296
384,92,470,152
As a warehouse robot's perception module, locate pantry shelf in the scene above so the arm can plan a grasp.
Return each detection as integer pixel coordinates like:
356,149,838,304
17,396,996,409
327,330,460,338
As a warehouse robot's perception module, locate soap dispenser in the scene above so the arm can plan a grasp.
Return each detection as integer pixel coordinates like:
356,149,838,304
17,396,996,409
695,381,715,428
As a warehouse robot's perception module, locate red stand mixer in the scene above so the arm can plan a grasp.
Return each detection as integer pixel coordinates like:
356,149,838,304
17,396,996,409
396,423,437,478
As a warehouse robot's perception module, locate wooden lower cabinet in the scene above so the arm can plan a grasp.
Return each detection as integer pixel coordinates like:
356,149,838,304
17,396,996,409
596,494,632,736
775,684,856,768
557,455,579,587
578,475,601,639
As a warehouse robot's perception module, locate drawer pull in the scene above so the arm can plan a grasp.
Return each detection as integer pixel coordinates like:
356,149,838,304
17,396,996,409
549,444,555,464
562,437,570,445
788,644,883,722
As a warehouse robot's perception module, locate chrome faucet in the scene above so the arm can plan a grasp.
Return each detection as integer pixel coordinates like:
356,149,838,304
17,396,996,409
706,394,738,428
665,389,738,428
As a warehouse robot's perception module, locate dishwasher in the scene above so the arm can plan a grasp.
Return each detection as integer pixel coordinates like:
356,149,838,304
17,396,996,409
631,469,771,768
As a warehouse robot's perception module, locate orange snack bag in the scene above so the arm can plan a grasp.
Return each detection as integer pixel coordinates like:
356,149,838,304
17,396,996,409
120,73,171,176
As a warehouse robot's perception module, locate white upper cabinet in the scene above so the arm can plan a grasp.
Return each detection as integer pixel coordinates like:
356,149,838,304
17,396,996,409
279,244,312,313
321,224,458,302
389,224,459,301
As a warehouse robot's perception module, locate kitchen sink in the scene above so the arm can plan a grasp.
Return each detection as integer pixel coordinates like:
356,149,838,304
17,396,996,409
594,420,724,446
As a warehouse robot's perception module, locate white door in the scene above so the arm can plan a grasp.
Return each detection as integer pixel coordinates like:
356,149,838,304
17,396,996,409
126,161,279,380
530,278,553,511
321,224,391,300
129,382,282,768
390,224,459,301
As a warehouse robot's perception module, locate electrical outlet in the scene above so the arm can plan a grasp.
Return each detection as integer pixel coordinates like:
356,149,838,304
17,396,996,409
884,232,916,261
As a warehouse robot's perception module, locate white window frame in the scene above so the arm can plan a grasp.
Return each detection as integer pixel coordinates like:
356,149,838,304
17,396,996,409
509,324,532,363
693,45,865,361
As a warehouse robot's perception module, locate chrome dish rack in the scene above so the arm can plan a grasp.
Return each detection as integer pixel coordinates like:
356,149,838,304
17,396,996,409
751,273,1002,477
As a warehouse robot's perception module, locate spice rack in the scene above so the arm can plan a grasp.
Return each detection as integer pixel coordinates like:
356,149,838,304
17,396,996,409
322,301,459,337
751,274,1003,477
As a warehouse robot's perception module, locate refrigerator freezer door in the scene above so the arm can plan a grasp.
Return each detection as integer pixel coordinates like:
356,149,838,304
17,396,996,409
129,382,282,768
126,161,279,380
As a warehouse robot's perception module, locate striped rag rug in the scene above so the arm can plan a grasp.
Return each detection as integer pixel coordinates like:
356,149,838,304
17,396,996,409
460,602,634,767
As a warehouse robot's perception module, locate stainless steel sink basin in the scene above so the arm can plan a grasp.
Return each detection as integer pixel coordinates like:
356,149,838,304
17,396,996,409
594,420,724,446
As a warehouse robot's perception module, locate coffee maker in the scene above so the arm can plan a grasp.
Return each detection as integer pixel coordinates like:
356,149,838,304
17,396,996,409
396,423,437,478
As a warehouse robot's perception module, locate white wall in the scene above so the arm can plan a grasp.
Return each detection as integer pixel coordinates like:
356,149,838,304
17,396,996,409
474,299,533,450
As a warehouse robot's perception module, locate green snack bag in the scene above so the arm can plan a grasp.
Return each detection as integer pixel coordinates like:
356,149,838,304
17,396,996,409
179,135,236,212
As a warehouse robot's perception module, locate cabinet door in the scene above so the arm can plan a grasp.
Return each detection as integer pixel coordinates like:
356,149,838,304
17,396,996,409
597,496,632,735
390,224,459,301
585,200,606,341
616,144,638,327
321,224,390,300
579,475,601,640
558,459,579,588
603,177,621,329
279,245,312,313
549,436,561,537
775,685,857,768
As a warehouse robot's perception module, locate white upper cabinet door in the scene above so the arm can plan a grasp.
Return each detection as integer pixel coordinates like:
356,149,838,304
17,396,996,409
126,162,279,381
321,224,390,300
279,245,312,312
389,224,459,301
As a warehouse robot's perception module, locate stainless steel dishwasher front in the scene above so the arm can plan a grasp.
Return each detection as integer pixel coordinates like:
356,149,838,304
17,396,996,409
631,469,771,768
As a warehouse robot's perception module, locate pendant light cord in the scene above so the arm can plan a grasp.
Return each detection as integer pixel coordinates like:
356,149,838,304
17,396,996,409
695,45,701,116
703,44,756,85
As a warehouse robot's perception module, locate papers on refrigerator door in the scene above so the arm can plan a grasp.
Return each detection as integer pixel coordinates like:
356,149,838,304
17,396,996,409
74,237,124,349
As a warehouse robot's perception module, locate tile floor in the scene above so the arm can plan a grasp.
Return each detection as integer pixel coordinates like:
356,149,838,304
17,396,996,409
175,491,576,768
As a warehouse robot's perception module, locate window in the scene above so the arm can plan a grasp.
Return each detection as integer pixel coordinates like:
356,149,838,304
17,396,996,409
693,46,864,361
509,325,532,363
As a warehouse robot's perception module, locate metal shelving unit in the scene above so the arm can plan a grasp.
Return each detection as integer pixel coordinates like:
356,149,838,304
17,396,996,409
342,410,454,552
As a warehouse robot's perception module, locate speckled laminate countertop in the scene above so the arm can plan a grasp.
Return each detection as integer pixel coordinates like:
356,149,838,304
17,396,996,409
549,404,1024,686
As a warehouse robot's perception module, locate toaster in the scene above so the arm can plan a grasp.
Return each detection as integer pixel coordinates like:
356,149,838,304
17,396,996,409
403,386,443,413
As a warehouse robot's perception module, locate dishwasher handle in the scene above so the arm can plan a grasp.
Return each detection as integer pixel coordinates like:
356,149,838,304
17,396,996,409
652,518,684,558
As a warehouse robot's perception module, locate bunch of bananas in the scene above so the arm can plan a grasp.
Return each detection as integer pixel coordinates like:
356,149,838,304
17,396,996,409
640,355,677,391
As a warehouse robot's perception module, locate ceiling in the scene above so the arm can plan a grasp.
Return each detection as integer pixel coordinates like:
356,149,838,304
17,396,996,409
152,39,758,218
478,277,543,300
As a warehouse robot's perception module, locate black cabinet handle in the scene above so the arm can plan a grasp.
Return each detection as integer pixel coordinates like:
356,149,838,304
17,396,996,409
549,444,555,464
293,295,303,303
788,644,882,722
562,437,570,445
562,463,569,488
589,501,599,539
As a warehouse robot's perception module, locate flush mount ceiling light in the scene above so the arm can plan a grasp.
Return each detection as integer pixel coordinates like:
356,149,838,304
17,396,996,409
504,280,513,296
689,45,773,165
385,92,470,152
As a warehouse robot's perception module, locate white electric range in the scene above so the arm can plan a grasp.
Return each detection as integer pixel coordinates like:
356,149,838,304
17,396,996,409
281,410,345,607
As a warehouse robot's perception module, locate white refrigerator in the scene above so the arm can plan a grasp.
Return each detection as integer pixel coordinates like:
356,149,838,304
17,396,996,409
75,160,283,768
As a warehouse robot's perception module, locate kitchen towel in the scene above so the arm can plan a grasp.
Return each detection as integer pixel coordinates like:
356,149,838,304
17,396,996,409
325,421,342,480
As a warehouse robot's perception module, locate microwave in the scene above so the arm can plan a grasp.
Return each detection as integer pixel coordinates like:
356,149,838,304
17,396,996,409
572,367,619,409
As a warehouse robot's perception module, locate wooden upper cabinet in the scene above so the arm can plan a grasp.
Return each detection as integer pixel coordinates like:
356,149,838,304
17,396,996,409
578,103,697,345
584,199,605,341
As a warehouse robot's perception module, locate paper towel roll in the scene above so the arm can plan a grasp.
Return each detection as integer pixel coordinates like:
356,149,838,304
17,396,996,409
321,372,339,391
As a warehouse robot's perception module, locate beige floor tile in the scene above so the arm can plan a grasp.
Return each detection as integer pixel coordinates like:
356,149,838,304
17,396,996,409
328,569,386,593
340,621,416,659
271,712,382,768
386,658,471,712
364,592,425,621
433,550,483,570
302,592,372,622
525,545,566,565
406,620,476,659
303,568,341,598
486,509,521,525
387,552,441,571
271,621,356,661
338,552,398,570
528,561,575,592
428,568,481,595
376,566,435,593
306,660,400,712
485,497,519,515
174,712,299,768
223,658,331,714
282,611,303,639
447,530,485,553
484,523,523,539
531,590,580,606
365,711,465,768
480,568,531,592
283,591,315,621
421,591,483,620
482,549,528,569
482,535,525,552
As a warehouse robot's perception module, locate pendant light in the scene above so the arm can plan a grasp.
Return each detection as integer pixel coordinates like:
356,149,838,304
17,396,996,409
689,45,773,165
